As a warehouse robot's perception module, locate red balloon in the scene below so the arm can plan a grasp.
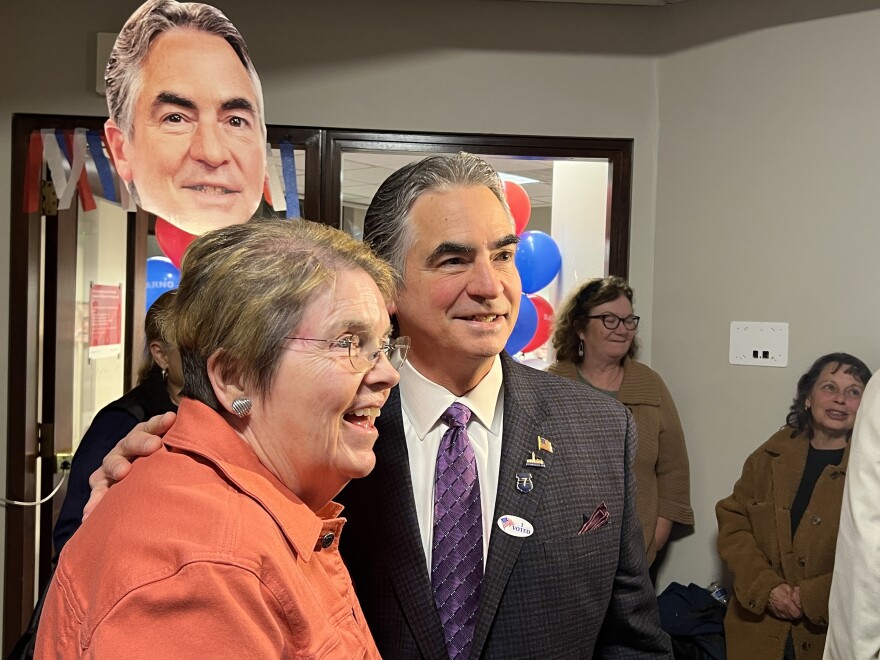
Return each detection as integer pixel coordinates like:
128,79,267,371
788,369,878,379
503,180,532,235
155,217,196,270
521,294,554,353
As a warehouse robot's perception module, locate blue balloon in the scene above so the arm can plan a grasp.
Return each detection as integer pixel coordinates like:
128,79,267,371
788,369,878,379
515,231,562,294
505,294,538,355
145,256,179,312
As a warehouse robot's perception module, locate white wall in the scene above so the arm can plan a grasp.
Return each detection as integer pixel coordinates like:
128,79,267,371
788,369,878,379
653,9,880,588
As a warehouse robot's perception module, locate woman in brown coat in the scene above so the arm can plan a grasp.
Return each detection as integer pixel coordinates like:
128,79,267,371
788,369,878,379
548,276,693,566
716,353,871,660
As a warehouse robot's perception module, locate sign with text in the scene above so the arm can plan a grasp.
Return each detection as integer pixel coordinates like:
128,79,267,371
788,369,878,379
88,283,122,359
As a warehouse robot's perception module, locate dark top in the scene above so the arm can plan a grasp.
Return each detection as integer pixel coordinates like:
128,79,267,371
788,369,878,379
790,442,845,537
52,366,177,555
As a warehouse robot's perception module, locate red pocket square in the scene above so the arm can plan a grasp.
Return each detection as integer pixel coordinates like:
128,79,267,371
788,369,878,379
577,501,609,535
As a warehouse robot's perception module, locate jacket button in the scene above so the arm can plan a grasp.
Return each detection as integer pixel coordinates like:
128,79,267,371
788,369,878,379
811,516,822,525
321,532,335,549
798,557,806,567
748,600,757,609
830,472,840,479
802,642,811,650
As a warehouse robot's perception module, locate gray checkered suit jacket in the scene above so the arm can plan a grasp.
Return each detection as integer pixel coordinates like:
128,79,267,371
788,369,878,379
338,352,672,659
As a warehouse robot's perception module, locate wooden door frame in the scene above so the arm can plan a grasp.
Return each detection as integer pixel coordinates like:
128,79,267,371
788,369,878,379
4,114,115,654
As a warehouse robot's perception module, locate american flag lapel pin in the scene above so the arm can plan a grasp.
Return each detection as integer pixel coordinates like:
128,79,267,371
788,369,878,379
538,436,553,453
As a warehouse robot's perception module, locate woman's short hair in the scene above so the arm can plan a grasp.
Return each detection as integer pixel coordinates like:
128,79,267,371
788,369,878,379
161,218,396,411
786,352,872,438
551,276,639,364
137,289,176,384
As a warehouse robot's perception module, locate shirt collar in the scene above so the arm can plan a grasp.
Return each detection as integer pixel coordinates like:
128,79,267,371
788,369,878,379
399,356,504,440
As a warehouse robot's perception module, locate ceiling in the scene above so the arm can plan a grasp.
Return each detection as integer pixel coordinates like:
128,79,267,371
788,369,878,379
343,152,557,209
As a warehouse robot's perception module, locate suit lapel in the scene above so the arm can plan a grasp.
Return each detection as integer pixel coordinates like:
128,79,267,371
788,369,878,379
471,355,553,658
373,387,448,658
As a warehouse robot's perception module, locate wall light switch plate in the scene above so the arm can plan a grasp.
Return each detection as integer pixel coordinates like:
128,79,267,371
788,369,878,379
729,321,789,367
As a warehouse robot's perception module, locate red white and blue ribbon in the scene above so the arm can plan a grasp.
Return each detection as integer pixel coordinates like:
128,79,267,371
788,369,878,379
23,132,42,214
87,130,117,203
70,129,97,212
279,140,300,219
265,143,285,213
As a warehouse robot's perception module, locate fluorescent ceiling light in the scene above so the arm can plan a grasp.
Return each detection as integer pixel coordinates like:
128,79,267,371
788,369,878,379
498,172,540,185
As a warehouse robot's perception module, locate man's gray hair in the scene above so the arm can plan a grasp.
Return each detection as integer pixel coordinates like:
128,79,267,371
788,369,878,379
363,152,513,286
105,0,265,137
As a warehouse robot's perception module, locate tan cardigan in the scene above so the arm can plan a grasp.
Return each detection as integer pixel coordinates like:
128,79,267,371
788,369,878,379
547,358,693,564
716,429,847,660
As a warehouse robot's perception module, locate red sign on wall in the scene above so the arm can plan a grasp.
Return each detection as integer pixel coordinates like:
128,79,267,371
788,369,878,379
89,283,121,358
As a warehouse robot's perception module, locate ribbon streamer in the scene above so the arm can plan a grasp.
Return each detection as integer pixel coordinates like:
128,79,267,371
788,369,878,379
266,144,285,213
23,132,42,214
71,129,96,212
261,143,273,207
56,130,71,164
87,130,117,203
54,131,84,210
42,129,71,202
279,141,300,219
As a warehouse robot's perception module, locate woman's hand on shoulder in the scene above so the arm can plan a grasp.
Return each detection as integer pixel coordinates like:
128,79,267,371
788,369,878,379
82,411,176,520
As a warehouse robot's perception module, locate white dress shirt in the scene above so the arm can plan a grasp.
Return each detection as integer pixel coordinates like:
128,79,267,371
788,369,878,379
398,357,504,573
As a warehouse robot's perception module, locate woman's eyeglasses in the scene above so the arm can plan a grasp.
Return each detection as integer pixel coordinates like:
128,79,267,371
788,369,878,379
586,314,640,331
285,334,411,373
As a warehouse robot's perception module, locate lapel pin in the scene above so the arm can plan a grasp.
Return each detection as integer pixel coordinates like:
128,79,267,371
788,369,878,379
538,436,553,453
525,451,545,468
515,472,534,493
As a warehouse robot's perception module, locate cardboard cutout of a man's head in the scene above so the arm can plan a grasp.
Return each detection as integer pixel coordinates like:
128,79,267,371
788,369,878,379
104,0,268,235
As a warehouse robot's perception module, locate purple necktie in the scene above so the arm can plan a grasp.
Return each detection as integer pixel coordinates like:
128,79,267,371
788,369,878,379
432,402,483,660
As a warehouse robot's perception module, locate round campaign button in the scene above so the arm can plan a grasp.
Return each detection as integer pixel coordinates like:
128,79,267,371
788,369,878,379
496,515,534,538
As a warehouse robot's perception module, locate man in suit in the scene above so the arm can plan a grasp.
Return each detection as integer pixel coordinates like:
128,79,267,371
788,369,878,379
337,152,670,658
87,153,670,658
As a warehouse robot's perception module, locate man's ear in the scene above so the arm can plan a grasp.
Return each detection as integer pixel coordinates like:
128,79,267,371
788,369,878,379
149,340,170,371
104,118,133,183
206,349,247,414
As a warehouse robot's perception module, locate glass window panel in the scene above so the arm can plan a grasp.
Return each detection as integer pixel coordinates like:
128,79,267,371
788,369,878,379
73,197,129,448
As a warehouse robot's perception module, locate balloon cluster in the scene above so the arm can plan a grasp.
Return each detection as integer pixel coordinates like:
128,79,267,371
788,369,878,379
155,217,196,270
502,181,560,355
145,256,179,312
148,217,191,311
